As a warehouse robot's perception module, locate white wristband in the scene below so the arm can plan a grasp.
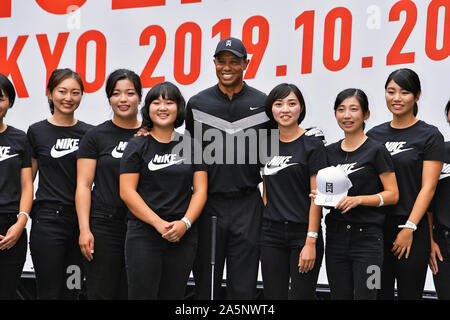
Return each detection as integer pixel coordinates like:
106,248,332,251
181,217,191,230
307,232,318,239
398,220,417,231
376,193,384,207
17,211,30,221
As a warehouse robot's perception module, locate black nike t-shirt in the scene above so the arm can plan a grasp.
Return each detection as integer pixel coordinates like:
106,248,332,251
262,134,328,224
27,119,93,206
77,120,140,210
367,120,444,218
120,133,206,221
185,83,275,194
325,137,395,226
0,126,32,215
431,141,450,229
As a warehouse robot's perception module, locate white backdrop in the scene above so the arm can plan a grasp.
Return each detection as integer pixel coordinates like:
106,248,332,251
1,0,449,293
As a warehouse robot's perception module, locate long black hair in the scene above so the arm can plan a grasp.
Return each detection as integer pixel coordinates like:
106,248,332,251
105,69,142,101
334,88,369,130
445,99,450,119
385,68,421,116
47,68,84,114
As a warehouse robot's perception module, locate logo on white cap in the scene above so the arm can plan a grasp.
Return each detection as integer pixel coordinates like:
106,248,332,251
314,166,352,207
326,183,333,193
226,40,232,46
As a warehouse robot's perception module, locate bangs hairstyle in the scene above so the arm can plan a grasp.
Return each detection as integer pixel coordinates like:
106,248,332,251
141,82,186,129
0,73,16,108
334,88,369,129
47,68,84,114
265,83,306,125
385,68,421,116
105,69,142,100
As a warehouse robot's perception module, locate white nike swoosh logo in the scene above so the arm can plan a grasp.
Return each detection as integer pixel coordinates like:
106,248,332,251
440,173,450,180
0,154,19,162
390,148,413,156
148,159,185,171
50,146,79,158
263,163,298,176
111,147,124,159
249,106,262,111
345,167,364,175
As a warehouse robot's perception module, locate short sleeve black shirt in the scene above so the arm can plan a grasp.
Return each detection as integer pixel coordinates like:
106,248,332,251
325,137,395,226
120,133,206,221
77,120,139,209
262,134,328,224
0,126,32,214
27,120,93,206
367,120,444,217
431,141,450,229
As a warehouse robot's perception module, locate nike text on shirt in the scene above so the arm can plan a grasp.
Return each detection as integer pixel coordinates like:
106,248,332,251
111,141,128,159
0,146,18,161
51,138,80,158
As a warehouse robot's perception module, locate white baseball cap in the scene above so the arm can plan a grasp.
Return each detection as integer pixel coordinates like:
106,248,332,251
314,166,352,207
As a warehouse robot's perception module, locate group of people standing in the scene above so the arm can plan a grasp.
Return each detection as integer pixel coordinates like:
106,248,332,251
0,37,448,301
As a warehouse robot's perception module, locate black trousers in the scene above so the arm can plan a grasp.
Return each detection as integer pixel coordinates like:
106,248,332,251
125,218,198,300
325,220,383,300
83,206,128,300
30,202,84,300
432,226,450,300
261,219,324,300
193,189,263,300
378,214,430,300
0,214,27,300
